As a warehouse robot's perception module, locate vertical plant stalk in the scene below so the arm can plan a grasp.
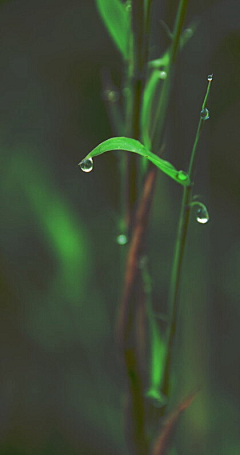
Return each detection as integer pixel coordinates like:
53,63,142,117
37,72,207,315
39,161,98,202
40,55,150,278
118,167,157,346
118,166,157,455
119,1,189,452
125,0,146,229
152,0,189,153
161,78,213,398
120,2,153,454
144,0,153,64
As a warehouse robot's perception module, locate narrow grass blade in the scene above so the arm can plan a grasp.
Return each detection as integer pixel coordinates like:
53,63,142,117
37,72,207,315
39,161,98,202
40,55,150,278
95,0,131,59
79,137,191,187
140,258,167,408
141,69,165,149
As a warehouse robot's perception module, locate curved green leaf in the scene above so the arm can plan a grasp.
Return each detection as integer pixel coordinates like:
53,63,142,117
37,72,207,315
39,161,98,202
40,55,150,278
95,0,131,59
79,137,190,186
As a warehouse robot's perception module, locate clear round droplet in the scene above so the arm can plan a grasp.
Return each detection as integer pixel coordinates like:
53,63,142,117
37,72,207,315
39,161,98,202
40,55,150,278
196,207,209,224
159,70,167,80
208,74,213,81
79,157,93,173
177,170,188,181
200,108,210,120
116,234,128,245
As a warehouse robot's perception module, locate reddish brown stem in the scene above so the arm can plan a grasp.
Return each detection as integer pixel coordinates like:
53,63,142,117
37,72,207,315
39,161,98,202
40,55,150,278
117,166,157,455
152,390,199,455
118,166,157,348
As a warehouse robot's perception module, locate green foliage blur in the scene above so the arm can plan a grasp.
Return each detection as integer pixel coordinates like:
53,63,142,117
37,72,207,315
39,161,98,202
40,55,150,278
0,0,240,454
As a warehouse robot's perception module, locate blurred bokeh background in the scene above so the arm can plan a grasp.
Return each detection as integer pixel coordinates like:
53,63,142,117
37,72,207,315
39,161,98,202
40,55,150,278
0,0,240,454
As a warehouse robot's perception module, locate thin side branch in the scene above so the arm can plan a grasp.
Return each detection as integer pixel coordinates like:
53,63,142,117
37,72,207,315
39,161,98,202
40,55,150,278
161,77,213,398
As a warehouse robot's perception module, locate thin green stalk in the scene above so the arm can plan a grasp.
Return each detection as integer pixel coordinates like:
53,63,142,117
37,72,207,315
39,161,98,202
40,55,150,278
161,76,213,398
121,2,153,454
125,0,146,230
152,0,189,153
143,0,153,80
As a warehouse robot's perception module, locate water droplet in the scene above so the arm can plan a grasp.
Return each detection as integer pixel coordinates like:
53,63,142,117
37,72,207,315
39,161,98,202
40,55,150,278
200,108,209,120
116,234,128,245
196,207,209,224
207,74,213,81
102,89,119,103
159,70,167,80
177,170,188,181
79,157,93,173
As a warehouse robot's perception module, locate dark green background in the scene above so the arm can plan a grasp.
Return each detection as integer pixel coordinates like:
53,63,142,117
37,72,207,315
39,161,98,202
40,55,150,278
0,0,240,454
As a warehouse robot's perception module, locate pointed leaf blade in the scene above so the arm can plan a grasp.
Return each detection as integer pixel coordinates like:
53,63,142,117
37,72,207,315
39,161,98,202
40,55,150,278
79,137,190,187
95,0,131,59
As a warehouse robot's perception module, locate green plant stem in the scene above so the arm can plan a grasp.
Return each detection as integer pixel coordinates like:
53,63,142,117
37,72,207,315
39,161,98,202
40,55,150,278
161,184,192,398
125,0,146,229
121,2,189,450
144,0,153,70
161,78,212,398
118,168,157,455
152,0,189,153
121,2,152,454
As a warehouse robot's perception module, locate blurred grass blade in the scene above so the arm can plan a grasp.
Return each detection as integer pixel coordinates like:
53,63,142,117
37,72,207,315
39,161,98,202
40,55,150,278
95,0,131,59
141,259,167,407
79,137,191,186
152,391,198,455
141,69,166,149
146,321,167,407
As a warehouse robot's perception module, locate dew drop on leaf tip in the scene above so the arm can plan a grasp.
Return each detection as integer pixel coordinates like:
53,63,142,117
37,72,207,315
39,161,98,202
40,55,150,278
200,108,209,120
177,170,188,181
207,74,213,81
196,208,209,224
79,157,93,173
